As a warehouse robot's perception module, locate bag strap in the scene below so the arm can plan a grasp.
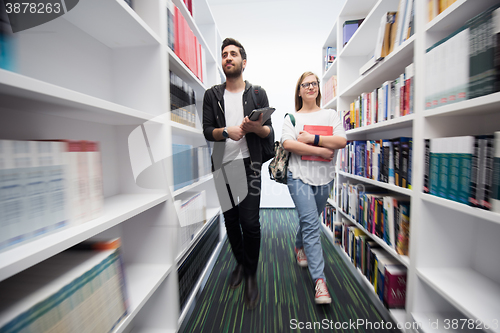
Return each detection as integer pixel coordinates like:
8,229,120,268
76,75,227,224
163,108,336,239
286,113,296,127
251,85,262,108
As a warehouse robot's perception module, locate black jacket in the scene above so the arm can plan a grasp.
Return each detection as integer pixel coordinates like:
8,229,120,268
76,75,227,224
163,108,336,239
203,81,274,171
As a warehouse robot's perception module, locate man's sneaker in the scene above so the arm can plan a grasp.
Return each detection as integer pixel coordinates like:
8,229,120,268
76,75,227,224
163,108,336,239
315,278,332,304
295,247,308,267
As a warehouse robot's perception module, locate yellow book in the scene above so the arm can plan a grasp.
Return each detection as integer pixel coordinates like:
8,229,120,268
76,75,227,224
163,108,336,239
350,102,355,129
438,0,447,13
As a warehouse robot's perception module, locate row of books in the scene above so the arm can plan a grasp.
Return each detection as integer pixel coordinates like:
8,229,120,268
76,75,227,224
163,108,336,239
178,215,219,310
0,140,103,252
344,63,414,131
324,46,337,73
170,71,198,128
425,4,500,109
424,133,500,213
339,137,413,190
428,0,458,22
393,0,414,52
172,144,211,191
360,0,414,75
167,0,205,82
182,0,193,16
322,75,337,106
175,191,207,255
340,222,407,309
320,204,338,236
370,1,414,66
0,239,128,332
339,183,410,255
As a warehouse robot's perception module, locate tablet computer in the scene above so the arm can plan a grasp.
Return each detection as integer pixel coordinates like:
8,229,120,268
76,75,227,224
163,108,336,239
248,107,275,123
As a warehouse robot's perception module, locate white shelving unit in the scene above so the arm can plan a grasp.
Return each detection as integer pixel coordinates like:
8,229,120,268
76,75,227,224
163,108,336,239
322,0,500,332
0,0,224,331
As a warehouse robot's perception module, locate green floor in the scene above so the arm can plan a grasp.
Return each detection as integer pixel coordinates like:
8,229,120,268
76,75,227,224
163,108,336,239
180,208,399,333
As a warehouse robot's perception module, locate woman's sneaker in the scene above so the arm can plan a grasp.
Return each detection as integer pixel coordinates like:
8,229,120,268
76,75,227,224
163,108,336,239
315,278,332,304
294,247,308,267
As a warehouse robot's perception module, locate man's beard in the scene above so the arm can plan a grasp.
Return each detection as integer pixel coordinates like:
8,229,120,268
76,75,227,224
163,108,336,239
223,63,243,78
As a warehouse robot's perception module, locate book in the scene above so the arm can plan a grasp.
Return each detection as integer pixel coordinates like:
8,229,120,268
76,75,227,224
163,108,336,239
479,135,495,210
374,12,397,61
396,202,410,256
343,19,364,46
0,242,128,332
301,125,334,162
492,131,500,212
384,265,407,308
468,5,500,99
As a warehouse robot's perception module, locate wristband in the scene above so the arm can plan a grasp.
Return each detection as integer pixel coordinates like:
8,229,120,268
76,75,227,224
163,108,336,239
314,134,320,146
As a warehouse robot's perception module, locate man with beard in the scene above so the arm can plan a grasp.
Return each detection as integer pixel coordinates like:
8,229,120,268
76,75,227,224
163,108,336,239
203,38,273,309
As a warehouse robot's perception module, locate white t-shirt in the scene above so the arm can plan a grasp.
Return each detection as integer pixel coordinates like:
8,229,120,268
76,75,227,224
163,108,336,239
281,109,346,185
223,89,249,164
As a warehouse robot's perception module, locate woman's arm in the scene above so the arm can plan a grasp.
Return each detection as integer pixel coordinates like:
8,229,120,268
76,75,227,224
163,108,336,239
296,131,347,150
282,139,334,161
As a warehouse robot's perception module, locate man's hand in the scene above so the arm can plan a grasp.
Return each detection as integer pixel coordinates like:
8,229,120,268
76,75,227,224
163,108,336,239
227,125,245,141
241,114,263,134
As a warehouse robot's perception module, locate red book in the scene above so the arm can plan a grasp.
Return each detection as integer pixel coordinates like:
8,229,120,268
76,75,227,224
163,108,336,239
301,125,333,162
383,265,407,308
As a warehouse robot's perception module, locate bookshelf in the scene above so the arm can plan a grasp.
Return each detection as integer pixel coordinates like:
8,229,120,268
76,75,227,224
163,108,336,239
323,0,500,331
0,0,223,331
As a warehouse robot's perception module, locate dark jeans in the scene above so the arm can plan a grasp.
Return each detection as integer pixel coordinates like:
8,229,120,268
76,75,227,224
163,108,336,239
217,157,261,276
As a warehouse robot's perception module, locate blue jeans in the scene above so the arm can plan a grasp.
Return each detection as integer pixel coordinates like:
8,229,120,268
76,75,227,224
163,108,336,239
287,170,334,282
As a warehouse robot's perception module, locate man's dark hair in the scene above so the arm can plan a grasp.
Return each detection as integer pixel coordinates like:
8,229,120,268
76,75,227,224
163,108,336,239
221,38,247,61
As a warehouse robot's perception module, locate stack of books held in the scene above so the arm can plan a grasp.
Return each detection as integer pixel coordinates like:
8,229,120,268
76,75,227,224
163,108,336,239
0,140,103,252
0,239,128,333
424,132,500,213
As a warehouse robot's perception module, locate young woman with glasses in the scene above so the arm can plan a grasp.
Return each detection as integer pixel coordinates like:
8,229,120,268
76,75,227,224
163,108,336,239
281,71,347,304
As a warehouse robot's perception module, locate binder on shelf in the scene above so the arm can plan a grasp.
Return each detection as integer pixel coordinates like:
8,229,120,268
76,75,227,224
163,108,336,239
343,19,364,47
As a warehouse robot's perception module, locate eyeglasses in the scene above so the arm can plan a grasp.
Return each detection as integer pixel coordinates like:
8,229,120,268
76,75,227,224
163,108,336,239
300,81,318,89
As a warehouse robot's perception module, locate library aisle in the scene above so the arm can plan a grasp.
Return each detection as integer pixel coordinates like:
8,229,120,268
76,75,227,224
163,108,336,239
179,208,399,333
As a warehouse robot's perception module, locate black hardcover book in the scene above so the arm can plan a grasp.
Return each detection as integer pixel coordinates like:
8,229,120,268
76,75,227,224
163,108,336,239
469,136,480,207
423,139,430,193
481,135,495,210
400,137,411,188
393,138,401,186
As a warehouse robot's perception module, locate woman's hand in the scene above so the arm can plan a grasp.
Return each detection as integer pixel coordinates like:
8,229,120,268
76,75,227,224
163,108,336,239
297,131,314,145
318,147,334,161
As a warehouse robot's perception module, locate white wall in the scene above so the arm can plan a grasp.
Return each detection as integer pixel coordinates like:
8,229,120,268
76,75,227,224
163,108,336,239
207,0,346,207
